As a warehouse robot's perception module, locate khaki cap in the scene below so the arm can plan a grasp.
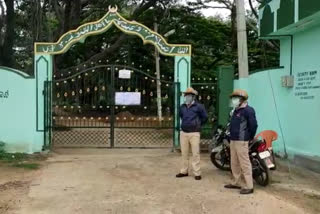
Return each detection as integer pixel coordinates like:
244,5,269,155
230,89,249,100
183,87,198,96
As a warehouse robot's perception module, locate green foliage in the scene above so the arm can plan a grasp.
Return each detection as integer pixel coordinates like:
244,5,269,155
0,152,29,163
0,141,5,154
0,0,279,78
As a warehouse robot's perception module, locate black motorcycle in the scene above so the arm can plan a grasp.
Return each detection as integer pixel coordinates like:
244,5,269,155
209,123,274,186
209,123,231,171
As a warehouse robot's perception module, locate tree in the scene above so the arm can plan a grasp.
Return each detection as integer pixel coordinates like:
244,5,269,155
0,0,278,76
0,0,15,67
187,0,279,73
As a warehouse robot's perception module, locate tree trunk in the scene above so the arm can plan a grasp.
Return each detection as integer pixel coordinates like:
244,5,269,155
72,0,81,28
231,4,237,52
1,0,15,67
154,19,162,124
63,0,72,34
0,1,5,44
32,0,43,43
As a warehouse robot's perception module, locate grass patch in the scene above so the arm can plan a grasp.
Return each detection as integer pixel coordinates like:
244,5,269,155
0,142,45,170
0,153,30,163
12,162,40,170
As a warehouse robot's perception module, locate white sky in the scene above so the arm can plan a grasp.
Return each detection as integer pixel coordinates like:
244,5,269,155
0,1,258,18
182,0,258,18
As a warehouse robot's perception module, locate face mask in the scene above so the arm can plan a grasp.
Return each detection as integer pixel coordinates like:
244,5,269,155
231,98,241,108
184,95,194,104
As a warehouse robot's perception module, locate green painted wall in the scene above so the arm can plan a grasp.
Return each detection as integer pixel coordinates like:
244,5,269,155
235,69,287,156
277,0,295,30
0,67,40,153
0,55,52,153
236,24,320,159
259,0,320,36
259,0,273,9
283,25,320,157
260,5,275,36
299,0,320,20
216,66,234,126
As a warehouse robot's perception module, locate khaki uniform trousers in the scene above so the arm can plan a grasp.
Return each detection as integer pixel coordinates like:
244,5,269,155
230,141,253,189
180,131,201,176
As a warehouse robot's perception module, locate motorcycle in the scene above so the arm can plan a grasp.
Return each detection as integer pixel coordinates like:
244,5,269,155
209,123,231,171
209,123,276,186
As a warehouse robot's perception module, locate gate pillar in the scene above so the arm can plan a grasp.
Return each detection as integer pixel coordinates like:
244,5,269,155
174,56,191,147
34,54,53,149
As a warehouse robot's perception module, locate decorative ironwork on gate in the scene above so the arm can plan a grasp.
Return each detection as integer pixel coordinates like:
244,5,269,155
50,64,179,148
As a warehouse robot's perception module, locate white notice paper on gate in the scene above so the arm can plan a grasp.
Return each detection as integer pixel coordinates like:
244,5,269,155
119,69,131,79
115,92,141,105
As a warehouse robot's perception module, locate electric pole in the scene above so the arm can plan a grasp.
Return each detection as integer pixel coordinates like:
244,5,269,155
236,0,249,78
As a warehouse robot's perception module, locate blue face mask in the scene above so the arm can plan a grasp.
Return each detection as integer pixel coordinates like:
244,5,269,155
185,95,194,104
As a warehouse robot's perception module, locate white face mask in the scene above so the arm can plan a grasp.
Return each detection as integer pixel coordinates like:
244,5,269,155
231,98,241,108
184,95,194,105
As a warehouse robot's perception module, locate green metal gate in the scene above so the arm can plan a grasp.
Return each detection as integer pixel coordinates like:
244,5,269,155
191,78,218,148
190,66,234,150
44,81,52,149
47,65,179,148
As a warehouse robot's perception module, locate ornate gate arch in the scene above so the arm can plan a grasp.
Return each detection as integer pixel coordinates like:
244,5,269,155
35,6,192,148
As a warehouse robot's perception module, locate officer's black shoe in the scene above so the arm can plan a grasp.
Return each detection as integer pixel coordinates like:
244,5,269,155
176,173,188,178
195,176,202,180
240,189,254,195
224,184,241,189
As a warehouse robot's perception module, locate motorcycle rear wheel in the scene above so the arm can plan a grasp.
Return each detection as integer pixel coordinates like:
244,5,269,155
254,158,270,186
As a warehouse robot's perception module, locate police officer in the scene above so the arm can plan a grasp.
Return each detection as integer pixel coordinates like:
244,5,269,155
224,89,258,194
176,88,208,180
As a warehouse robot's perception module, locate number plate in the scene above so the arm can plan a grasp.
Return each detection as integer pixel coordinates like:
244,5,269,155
265,157,275,169
259,151,271,159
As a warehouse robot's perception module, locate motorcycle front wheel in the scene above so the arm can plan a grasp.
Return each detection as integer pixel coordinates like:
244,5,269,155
210,150,231,171
253,158,270,187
